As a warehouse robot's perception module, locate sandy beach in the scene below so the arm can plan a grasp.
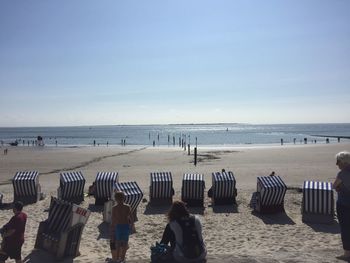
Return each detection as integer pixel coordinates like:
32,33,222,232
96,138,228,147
1,142,350,263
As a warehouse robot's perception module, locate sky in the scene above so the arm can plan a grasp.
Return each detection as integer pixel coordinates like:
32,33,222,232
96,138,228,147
0,0,349,127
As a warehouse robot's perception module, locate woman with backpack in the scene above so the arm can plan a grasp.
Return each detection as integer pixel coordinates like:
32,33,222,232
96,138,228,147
159,201,206,263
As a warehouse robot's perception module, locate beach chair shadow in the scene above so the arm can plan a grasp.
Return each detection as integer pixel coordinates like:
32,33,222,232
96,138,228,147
305,221,340,234
187,206,205,215
24,249,73,263
97,222,110,240
88,203,104,213
0,202,13,210
252,211,295,225
210,204,238,214
144,203,170,215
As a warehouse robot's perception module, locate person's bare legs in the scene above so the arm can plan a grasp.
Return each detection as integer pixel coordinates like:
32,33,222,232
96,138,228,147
119,244,129,262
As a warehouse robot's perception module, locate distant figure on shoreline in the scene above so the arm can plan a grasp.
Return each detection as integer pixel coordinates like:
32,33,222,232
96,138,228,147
4,148,8,155
269,171,275,177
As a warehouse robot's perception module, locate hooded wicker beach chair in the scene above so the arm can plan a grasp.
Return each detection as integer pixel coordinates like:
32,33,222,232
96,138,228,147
12,171,42,204
209,171,237,205
103,181,144,224
252,175,287,213
149,172,174,206
35,197,91,259
182,173,205,207
58,171,85,204
94,172,118,205
302,180,335,224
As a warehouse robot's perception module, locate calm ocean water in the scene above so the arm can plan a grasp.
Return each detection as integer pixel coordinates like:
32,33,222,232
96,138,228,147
0,123,349,147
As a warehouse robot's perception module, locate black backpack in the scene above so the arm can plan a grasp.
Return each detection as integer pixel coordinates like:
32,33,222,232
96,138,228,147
177,216,204,259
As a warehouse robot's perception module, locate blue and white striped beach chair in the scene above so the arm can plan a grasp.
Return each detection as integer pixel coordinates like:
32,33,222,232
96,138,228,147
103,181,144,224
94,172,118,205
254,175,287,213
35,197,91,259
12,171,42,204
149,172,174,205
182,173,205,207
302,181,335,224
58,171,85,203
209,171,237,205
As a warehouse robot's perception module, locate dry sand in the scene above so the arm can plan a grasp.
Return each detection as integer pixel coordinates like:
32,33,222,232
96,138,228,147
1,142,350,262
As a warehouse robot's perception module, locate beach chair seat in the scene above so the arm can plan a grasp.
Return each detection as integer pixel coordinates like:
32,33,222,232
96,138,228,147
182,173,205,207
149,172,174,206
34,197,91,259
94,172,118,205
209,171,237,205
103,181,143,224
302,181,335,224
12,171,43,204
58,171,85,204
253,176,287,213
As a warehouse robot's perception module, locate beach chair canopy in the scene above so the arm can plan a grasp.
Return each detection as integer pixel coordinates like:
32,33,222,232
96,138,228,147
303,181,333,215
47,197,73,234
212,171,236,198
95,172,118,199
150,172,173,199
113,182,143,212
257,176,287,206
59,171,85,200
13,171,39,197
182,173,205,200
113,181,143,213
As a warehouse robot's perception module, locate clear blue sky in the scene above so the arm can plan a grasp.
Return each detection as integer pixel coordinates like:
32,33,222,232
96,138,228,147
1,0,349,127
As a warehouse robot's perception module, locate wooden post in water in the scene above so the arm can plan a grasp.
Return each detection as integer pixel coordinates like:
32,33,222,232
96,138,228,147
194,147,197,166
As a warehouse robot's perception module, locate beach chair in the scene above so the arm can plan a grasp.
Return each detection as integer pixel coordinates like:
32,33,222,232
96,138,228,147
103,181,143,224
302,181,335,224
57,171,85,204
182,173,205,207
12,171,43,204
209,171,237,205
253,176,287,213
94,172,118,205
34,197,90,259
149,172,174,206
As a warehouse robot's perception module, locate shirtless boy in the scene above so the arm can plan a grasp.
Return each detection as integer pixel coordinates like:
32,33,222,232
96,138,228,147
110,191,131,263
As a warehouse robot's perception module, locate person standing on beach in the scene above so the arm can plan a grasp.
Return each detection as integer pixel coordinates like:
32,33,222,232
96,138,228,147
109,191,131,263
334,151,350,260
0,201,27,263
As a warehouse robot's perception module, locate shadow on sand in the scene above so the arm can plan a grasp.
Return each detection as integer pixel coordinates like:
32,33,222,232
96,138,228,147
23,249,74,263
305,221,340,234
251,211,296,225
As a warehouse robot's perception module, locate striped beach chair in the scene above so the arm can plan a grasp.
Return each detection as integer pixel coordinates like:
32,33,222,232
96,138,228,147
182,173,205,207
302,181,335,224
209,171,237,205
94,172,118,205
58,171,85,203
12,171,42,204
35,197,91,259
253,176,287,213
149,172,174,205
103,181,144,224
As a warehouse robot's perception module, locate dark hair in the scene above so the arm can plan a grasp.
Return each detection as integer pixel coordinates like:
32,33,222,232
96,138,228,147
114,191,125,203
167,200,190,221
14,201,23,211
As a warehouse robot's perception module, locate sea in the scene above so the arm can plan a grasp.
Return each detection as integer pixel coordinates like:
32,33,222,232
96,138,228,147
0,123,349,147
